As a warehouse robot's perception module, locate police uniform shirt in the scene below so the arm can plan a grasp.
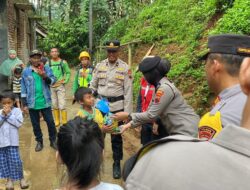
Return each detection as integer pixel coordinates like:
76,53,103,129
131,77,199,137
199,84,247,139
125,125,250,190
90,58,133,113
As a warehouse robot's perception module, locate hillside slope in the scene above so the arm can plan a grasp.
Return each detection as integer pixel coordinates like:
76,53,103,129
101,0,250,115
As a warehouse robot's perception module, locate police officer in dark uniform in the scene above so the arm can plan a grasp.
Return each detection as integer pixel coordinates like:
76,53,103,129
90,40,133,179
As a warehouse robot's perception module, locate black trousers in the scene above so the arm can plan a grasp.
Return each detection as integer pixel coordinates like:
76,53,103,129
111,109,123,161
29,107,57,143
141,123,153,145
152,118,169,141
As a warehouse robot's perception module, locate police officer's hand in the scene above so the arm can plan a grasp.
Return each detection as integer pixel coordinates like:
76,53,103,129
240,58,250,96
134,126,142,133
112,112,129,121
102,125,113,133
119,122,132,134
152,123,159,135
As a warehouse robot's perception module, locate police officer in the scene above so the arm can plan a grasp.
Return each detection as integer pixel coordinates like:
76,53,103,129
198,34,250,140
89,40,133,179
114,56,199,137
124,57,250,190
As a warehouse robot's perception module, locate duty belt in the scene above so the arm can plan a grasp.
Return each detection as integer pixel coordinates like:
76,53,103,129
101,95,124,103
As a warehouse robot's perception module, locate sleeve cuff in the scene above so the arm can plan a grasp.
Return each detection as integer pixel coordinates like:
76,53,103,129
6,112,13,119
130,114,137,128
0,114,6,119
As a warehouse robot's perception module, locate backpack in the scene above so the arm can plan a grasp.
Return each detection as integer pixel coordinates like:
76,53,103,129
49,59,65,75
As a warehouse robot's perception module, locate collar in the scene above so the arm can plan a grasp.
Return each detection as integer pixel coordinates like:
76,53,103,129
105,59,119,67
218,84,242,100
210,125,250,157
25,66,33,73
156,77,168,90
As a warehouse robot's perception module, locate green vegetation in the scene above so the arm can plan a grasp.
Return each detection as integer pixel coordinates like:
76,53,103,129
211,0,250,34
39,16,89,66
102,0,250,115
38,0,149,66
39,0,250,115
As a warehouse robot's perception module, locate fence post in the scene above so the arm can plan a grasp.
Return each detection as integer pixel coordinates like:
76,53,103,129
128,43,132,67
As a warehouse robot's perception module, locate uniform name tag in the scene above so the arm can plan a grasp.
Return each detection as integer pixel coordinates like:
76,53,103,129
98,73,107,79
115,75,125,80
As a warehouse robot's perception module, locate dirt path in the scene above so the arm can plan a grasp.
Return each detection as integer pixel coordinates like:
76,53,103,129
0,70,140,190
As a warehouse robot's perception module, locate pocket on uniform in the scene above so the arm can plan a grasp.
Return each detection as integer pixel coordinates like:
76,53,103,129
115,74,124,85
98,73,107,85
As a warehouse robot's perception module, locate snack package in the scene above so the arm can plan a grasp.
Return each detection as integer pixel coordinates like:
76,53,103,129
96,99,119,132
104,112,119,132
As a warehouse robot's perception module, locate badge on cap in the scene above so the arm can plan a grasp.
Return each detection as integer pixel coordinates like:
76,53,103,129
238,48,250,55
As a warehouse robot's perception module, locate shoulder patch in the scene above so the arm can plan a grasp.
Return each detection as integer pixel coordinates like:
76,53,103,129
155,90,164,104
117,67,125,72
198,111,222,140
198,126,216,140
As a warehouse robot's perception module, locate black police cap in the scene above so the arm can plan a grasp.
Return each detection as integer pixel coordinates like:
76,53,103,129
200,34,250,60
139,56,161,73
105,40,120,51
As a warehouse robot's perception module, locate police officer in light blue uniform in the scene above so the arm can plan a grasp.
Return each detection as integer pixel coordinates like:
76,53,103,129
199,34,250,139
90,40,133,179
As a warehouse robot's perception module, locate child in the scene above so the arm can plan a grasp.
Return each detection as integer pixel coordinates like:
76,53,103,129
72,51,94,94
0,90,29,190
74,87,104,129
57,117,123,190
11,66,23,108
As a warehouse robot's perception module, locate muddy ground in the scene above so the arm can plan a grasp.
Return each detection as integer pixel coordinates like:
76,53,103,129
0,72,141,190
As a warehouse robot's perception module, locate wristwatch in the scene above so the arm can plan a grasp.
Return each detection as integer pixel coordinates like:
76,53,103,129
128,113,132,122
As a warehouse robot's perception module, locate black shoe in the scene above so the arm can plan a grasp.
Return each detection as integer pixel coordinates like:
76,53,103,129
50,141,57,150
35,141,43,152
113,161,121,179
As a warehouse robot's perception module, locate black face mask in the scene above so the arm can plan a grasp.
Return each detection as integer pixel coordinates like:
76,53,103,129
143,69,162,87
141,58,171,87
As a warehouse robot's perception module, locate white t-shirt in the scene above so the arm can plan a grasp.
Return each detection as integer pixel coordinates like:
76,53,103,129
90,182,123,190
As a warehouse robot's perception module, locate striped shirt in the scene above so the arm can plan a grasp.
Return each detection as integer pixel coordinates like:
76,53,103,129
12,76,21,93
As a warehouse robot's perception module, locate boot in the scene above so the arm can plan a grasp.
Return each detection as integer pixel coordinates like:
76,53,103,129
6,180,14,190
20,179,29,189
35,141,43,152
53,109,60,127
61,110,67,125
113,160,121,179
50,141,57,150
